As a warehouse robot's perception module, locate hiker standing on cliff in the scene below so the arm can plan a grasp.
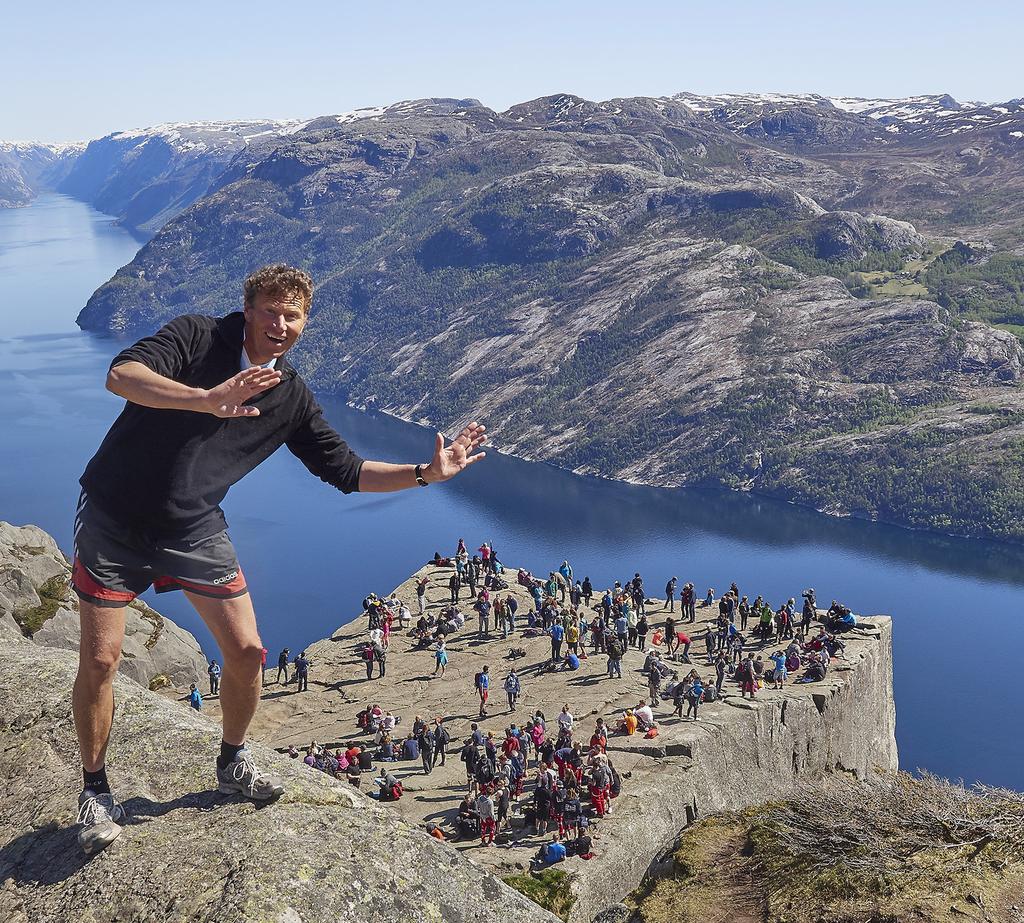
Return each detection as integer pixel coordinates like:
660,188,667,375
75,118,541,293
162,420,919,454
504,668,521,711
69,264,487,856
208,658,221,695
276,647,290,684
293,651,310,692
476,665,491,716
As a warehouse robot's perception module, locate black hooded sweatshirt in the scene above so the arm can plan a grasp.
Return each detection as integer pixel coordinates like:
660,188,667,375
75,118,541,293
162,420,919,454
80,312,364,540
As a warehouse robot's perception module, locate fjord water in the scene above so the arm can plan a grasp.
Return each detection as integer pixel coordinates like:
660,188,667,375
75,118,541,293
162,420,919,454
1,194,1020,789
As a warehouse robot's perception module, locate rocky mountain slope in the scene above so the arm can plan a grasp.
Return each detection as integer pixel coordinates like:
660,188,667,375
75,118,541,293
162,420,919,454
71,92,1024,542
55,119,311,233
0,521,206,688
0,641,557,923
0,141,83,206
1,106,476,231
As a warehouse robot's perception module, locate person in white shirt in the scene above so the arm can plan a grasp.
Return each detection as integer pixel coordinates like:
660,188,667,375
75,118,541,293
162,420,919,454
634,700,655,731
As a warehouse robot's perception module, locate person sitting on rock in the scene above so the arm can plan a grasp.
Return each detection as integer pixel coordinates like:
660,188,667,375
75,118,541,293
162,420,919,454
375,771,402,802
617,709,638,736
376,734,397,762
456,793,480,840
401,732,419,762
798,652,828,683
536,835,566,868
634,700,655,732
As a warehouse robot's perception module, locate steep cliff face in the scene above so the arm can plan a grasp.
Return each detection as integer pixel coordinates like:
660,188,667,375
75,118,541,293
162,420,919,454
0,521,207,689
566,619,897,921
0,641,560,923
0,142,83,206
0,548,897,922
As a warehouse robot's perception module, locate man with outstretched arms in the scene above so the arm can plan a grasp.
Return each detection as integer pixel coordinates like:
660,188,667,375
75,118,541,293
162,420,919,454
71,264,486,855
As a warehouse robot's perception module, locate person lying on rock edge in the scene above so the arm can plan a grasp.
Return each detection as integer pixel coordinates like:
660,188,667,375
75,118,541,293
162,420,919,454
70,262,487,856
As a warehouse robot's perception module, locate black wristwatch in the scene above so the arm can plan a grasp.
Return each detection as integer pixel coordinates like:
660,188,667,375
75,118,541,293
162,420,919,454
415,464,429,487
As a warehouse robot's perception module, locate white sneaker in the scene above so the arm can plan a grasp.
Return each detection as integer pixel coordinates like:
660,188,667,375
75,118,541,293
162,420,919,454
217,749,285,800
77,789,125,856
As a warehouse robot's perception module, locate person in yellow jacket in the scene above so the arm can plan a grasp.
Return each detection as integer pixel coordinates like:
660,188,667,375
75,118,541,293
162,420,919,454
566,620,580,656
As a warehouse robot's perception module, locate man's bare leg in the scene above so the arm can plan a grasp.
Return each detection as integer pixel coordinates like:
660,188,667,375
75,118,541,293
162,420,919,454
183,590,262,746
73,599,127,772
184,590,284,799
73,599,129,855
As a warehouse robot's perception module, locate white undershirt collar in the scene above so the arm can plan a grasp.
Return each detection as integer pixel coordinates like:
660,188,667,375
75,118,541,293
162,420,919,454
241,343,278,370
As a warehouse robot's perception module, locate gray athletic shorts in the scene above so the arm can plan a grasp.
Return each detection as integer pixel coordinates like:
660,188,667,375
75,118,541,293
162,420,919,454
72,491,247,608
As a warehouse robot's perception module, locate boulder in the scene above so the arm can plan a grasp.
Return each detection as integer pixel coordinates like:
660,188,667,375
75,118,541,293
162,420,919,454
0,521,207,688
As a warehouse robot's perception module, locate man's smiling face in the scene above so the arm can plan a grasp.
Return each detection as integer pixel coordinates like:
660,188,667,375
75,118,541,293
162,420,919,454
242,291,308,364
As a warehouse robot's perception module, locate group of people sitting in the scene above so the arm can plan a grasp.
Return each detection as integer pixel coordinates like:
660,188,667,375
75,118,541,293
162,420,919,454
288,739,373,787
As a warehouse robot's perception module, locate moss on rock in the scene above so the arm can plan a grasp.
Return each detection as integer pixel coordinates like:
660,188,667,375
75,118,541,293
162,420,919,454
504,869,575,921
12,573,69,637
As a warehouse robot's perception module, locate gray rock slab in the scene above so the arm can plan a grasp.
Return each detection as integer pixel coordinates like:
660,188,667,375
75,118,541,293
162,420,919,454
0,640,558,923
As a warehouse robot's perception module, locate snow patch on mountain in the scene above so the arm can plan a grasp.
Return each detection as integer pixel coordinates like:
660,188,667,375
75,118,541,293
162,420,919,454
0,140,86,156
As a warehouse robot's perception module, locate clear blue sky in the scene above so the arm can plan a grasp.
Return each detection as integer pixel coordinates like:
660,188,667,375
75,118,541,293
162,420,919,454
4,0,1021,142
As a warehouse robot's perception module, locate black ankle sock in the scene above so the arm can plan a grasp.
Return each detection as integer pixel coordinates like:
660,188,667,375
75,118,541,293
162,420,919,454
83,766,110,796
218,740,245,770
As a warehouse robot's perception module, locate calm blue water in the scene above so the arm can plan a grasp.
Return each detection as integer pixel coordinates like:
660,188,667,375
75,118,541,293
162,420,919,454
1,194,1021,789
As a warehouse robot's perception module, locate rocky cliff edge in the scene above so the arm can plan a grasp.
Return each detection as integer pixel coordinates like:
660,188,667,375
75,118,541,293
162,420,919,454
0,640,559,923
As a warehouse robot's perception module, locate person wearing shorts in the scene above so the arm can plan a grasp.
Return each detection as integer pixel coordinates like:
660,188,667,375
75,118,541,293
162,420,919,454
71,264,488,856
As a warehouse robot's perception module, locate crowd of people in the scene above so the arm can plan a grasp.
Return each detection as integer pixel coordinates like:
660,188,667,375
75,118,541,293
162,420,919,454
277,539,866,861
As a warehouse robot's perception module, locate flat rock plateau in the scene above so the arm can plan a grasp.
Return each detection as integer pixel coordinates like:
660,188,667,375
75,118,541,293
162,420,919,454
213,560,897,921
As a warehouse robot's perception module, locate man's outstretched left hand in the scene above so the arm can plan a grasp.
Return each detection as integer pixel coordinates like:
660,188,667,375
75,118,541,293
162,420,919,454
425,422,487,482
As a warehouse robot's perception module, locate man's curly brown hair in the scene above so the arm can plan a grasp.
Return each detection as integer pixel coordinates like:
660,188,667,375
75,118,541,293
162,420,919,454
243,264,314,313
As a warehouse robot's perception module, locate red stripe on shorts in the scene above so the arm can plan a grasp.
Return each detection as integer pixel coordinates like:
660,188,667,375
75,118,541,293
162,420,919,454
72,557,136,604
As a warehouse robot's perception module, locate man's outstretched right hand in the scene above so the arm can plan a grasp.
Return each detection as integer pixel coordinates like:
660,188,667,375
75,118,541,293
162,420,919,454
201,366,282,418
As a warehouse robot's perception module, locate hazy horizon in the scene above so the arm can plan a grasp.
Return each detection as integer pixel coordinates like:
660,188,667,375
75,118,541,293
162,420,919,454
3,0,1020,143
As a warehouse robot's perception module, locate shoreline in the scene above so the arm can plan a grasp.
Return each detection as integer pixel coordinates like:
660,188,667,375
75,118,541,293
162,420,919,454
347,400,1024,551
